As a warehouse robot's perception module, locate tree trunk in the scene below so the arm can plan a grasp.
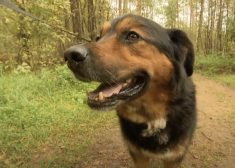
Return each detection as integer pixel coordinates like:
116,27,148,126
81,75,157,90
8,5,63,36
119,0,122,15
216,0,223,52
88,0,96,41
17,1,31,65
225,0,230,52
209,0,216,53
196,0,204,53
69,0,81,42
205,0,211,54
136,0,142,15
189,0,194,39
176,0,179,28
123,0,128,14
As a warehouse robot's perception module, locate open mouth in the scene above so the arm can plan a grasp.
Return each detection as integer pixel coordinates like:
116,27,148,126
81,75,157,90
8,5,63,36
86,74,149,111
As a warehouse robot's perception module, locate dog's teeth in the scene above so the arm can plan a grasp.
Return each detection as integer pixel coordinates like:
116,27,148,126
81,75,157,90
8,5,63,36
99,92,104,101
133,78,137,82
126,78,132,83
122,83,128,87
95,97,98,101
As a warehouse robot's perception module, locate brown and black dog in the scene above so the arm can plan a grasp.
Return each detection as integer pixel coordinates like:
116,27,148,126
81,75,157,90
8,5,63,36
64,14,197,168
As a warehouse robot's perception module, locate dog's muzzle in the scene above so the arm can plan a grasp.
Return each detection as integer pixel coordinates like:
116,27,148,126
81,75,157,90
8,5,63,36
64,45,89,68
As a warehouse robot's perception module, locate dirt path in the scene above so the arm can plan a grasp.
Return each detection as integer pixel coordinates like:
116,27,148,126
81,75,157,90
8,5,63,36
75,74,235,168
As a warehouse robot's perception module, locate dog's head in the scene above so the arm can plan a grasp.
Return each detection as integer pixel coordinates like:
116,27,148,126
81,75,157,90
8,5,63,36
64,14,194,111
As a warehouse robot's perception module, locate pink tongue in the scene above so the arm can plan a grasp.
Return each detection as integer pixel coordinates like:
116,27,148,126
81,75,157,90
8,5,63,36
102,84,122,97
89,83,123,98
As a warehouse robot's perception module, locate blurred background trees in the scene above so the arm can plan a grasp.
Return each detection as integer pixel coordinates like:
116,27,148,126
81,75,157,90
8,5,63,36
0,0,234,72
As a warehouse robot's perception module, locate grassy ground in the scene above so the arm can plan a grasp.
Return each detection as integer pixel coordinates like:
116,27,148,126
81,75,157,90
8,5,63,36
0,65,117,168
195,54,235,88
1,54,234,167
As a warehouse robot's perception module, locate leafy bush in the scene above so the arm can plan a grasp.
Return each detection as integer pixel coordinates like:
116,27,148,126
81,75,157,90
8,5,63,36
14,62,31,74
0,65,115,167
195,54,235,76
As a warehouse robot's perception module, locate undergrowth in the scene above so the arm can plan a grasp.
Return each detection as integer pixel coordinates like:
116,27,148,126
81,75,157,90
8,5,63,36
195,54,235,88
1,54,235,167
0,65,117,168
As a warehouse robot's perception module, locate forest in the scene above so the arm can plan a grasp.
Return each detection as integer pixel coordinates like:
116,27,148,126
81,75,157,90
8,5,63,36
0,0,234,72
1,1,235,167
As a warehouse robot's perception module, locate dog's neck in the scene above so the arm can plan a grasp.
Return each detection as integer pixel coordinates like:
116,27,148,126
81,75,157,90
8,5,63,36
117,82,171,123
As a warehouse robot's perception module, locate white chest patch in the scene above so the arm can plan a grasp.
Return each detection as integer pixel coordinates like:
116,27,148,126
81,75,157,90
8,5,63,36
141,143,186,161
141,118,167,137
141,148,177,160
120,105,148,123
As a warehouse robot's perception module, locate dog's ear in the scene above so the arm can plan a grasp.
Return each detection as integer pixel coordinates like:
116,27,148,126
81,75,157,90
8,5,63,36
166,29,195,76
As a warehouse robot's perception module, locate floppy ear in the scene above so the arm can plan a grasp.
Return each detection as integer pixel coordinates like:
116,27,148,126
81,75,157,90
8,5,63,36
166,29,195,76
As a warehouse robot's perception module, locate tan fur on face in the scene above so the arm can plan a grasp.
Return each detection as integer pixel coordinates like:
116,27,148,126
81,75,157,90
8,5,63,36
100,22,111,38
87,17,173,121
116,18,150,39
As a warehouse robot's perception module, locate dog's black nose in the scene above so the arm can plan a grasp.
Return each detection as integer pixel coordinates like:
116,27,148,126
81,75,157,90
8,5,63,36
64,45,88,63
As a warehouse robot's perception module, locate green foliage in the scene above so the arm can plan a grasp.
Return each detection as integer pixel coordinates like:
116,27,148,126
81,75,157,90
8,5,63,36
0,0,71,71
195,54,235,88
0,61,3,76
163,0,178,28
213,75,235,89
0,0,234,75
0,65,116,167
195,54,235,76
14,62,31,74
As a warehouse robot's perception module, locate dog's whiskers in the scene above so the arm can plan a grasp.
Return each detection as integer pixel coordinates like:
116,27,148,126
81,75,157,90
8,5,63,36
106,80,112,86
105,70,119,84
93,71,100,81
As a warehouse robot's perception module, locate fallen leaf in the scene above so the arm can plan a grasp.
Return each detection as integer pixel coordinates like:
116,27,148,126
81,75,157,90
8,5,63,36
93,161,100,165
16,0,22,4
59,145,65,149
33,154,40,159
16,161,24,166
193,154,199,159
80,124,86,127
4,159,9,165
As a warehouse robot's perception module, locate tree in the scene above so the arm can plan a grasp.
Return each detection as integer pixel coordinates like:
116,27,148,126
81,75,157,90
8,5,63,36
216,0,223,52
123,0,128,14
119,0,122,15
1,0,235,72
136,0,142,15
164,0,178,28
88,0,96,41
196,0,204,53
69,0,81,42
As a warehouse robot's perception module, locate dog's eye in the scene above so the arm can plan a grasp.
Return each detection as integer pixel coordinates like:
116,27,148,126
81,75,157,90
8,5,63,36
126,32,139,41
96,36,100,41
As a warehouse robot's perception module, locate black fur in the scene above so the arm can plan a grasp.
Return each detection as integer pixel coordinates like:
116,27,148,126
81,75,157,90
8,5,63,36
65,14,197,166
118,86,196,154
111,14,195,77
116,14,197,161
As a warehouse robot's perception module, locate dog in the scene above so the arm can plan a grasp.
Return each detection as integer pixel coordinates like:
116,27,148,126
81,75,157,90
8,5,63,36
64,14,197,168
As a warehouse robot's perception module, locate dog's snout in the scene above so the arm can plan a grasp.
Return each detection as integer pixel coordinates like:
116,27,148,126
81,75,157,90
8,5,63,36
64,45,88,63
